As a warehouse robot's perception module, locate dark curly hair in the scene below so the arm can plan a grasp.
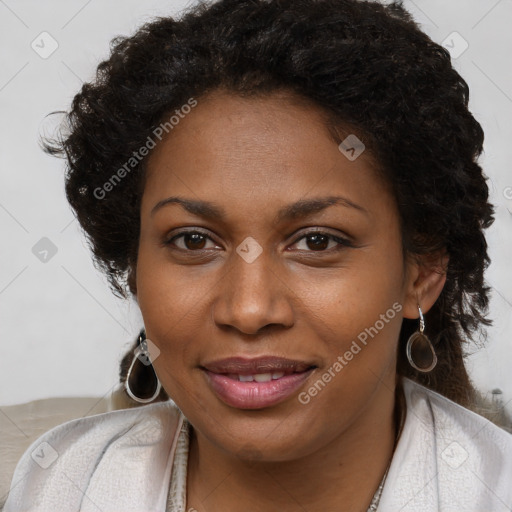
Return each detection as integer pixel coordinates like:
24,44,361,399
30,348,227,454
42,0,495,408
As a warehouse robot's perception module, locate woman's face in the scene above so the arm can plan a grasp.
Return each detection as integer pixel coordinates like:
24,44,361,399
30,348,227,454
136,89,423,461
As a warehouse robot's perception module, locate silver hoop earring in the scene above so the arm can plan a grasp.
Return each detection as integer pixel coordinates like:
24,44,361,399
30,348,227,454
124,329,162,404
406,305,437,373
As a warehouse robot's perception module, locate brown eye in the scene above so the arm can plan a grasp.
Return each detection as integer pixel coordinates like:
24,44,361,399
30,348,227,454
182,233,207,250
164,230,217,251
292,231,353,252
303,234,330,251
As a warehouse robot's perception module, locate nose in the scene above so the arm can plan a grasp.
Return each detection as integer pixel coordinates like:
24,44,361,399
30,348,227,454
212,246,295,335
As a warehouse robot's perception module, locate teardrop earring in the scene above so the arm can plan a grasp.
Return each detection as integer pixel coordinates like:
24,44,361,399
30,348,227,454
124,328,162,404
406,305,437,373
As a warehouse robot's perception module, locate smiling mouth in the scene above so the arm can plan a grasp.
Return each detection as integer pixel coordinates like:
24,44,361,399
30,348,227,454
201,366,317,409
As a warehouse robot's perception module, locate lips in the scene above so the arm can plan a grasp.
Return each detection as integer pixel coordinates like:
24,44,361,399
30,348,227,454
200,356,317,409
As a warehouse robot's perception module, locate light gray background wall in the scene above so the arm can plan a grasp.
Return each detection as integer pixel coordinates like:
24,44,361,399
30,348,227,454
1,0,511,409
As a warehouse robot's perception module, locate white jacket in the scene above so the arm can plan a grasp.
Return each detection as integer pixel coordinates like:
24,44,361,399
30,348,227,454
3,377,512,511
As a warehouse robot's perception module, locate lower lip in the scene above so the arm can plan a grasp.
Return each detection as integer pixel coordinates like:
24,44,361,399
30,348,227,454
202,368,316,409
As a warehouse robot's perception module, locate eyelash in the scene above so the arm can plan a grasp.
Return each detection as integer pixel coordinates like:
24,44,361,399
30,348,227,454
163,229,354,254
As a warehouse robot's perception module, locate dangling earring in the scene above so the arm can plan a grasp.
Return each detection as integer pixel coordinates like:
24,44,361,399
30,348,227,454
124,328,162,403
406,305,437,373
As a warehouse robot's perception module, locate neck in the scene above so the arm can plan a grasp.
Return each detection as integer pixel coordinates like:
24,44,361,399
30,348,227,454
186,377,404,512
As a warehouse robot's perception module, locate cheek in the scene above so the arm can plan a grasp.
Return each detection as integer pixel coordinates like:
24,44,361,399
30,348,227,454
135,246,197,379
135,243,225,407
296,243,405,386
136,239,212,329
294,276,403,380
302,244,403,337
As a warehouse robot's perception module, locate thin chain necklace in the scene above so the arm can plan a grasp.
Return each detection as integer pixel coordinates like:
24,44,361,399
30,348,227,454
366,460,391,512
367,379,406,511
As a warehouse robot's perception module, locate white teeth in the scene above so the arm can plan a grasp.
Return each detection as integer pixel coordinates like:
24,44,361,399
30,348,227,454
254,373,272,382
235,372,286,382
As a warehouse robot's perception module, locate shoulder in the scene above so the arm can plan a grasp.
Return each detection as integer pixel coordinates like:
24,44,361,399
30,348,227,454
11,399,184,456
378,378,512,511
402,377,512,450
405,377,512,504
2,400,184,511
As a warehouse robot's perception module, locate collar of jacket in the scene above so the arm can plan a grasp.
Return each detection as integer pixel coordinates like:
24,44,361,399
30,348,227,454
4,378,512,511
379,379,512,511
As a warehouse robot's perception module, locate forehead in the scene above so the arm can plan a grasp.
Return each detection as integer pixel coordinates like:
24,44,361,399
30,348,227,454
141,89,391,221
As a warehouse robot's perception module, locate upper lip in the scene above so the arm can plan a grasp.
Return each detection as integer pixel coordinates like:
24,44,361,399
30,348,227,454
201,356,316,375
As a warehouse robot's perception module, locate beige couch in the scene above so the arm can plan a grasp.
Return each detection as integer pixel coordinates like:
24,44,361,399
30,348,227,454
0,386,137,511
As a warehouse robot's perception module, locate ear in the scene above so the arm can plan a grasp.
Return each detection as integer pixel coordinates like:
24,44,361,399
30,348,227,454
402,250,449,320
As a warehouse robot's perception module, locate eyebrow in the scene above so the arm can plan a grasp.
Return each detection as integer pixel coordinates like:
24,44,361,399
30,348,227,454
150,195,369,221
